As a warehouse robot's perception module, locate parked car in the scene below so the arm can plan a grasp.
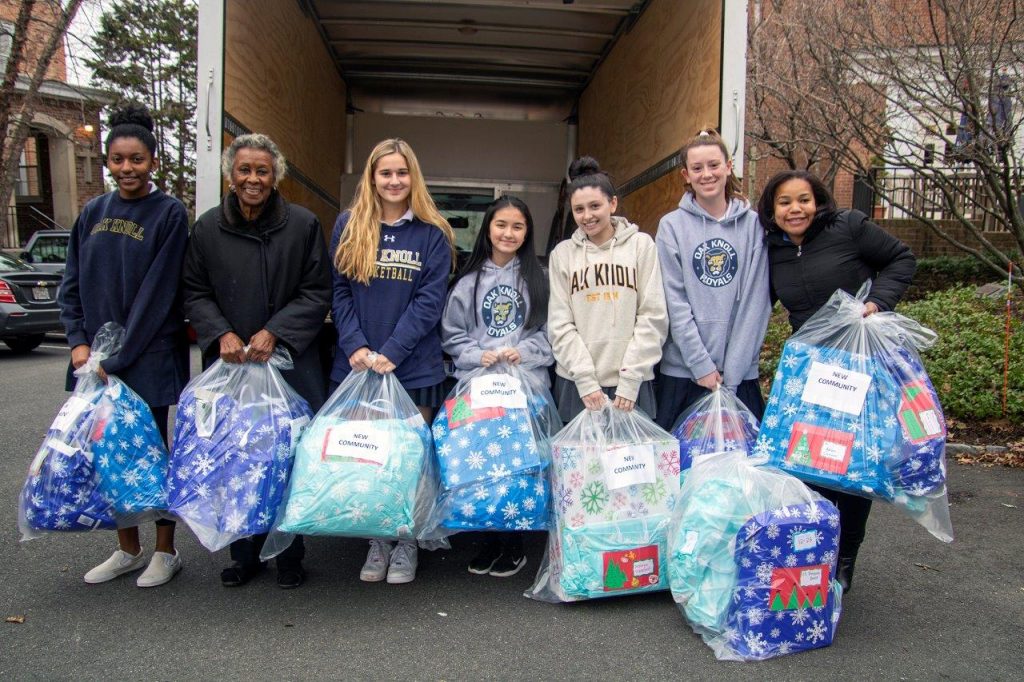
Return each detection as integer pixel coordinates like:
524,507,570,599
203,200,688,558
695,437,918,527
19,230,70,274
0,252,63,353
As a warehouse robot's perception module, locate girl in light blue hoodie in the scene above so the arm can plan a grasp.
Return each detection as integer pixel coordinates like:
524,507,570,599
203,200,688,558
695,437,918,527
441,195,553,577
654,129,771,430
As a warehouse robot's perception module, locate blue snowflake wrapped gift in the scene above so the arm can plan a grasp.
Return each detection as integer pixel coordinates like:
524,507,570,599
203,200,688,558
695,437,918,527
668,451,842,661
526,403,681,603
756,284,952,542
671,385,759,477
19,323,168,539
167,351,312,552
419,364,560,540
261,367,436,556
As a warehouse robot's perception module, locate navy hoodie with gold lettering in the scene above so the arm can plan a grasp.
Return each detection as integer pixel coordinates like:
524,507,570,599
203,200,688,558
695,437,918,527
330,211,451,389
58,186,189,406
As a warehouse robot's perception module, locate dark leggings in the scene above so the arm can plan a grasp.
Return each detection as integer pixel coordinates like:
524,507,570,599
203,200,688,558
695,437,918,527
809,485,872,560
654,376,766,431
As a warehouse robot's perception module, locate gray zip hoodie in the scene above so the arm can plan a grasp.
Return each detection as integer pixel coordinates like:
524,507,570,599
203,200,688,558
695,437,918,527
441,256,553,388
656,193,770,387
548,216,668,402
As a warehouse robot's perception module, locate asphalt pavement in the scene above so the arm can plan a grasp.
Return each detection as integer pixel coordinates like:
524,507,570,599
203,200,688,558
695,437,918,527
1,345,1022,680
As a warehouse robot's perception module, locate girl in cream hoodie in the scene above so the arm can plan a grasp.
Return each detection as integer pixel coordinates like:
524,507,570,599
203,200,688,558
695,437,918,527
548,157,668,422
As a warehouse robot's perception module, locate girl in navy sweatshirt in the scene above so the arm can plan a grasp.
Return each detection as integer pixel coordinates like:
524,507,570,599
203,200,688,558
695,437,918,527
330,138,457,584
58,105,189,588
441,195,553,577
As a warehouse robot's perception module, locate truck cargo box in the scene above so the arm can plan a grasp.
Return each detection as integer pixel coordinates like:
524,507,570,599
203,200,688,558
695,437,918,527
197,0,748,251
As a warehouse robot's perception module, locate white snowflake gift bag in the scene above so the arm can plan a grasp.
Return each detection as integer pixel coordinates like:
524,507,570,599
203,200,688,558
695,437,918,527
526,402,681,602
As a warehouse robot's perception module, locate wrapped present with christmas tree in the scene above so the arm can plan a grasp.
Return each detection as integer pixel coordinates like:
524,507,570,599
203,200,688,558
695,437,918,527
755,285,952,542
260,366,434,558
526,402,681,602
668,451,843,661
419,363,560,540
167,349,311,552
19,323,168,540
671,385,760,477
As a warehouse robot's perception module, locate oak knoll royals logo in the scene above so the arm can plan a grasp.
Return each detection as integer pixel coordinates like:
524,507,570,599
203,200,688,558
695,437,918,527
482,285,525,338
692,238,738,287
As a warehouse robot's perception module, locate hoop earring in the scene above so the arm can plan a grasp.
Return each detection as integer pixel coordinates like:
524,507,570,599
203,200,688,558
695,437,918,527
228,184,236,192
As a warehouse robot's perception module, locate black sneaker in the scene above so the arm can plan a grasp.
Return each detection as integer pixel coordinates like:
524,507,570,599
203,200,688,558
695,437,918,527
489,553,527,578
220,561,265,587
276,564,306,589
468,540,502,574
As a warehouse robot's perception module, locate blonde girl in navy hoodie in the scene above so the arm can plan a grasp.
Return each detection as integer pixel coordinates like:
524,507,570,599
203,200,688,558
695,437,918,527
441,195,552,577
654,129,770,430
58,105,189,588
330,138,457,584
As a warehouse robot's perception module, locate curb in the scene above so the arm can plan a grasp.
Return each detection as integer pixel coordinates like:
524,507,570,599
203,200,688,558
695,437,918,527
947,443,1010,455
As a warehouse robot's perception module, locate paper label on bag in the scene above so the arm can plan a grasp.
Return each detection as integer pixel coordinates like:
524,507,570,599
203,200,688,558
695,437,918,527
322,421,391,465
800,568,823,587
602,443,656,490
919,410,941,436
800,362,872,415
51,396,92,433
289,416,310,451
193,388,223,439
680,530,700,555
470,374,527,409
792,530,819,552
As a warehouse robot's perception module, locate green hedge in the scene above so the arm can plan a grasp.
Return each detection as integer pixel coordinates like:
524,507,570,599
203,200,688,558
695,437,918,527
758,288,1023,420
905,254,1019,300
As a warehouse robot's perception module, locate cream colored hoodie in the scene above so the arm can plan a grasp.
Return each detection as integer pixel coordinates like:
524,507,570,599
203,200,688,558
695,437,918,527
547,216,668,402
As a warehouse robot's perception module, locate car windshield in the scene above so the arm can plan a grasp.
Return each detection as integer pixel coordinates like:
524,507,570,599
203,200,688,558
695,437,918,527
0,252,34,272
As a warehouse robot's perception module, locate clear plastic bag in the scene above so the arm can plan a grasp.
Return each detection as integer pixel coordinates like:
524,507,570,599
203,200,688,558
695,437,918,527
668,451,843,661
418,362,560,541
19,323,169,540
167,348,312,552
526,402,681,602
756,282,953,542
672,385,760,477
261,365,435,559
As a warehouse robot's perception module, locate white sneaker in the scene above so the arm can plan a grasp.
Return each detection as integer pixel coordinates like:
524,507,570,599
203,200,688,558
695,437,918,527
360,540,394,582
83,549,145,584
386,541,418,584
136,550,182,588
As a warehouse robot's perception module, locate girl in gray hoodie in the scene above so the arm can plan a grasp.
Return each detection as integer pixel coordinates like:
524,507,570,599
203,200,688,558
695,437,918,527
441,195,553,577
654,130,771,430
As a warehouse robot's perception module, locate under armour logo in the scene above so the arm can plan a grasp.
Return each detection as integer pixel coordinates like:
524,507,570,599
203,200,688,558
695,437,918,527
383,234,396,243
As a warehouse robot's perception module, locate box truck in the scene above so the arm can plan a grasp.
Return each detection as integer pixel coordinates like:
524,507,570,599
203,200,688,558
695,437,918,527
196,0,748,252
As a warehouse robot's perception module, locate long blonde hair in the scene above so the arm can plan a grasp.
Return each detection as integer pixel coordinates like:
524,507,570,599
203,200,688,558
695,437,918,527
334,138,456,284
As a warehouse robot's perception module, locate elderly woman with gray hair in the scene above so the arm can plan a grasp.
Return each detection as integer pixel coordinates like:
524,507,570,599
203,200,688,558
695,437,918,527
183,133,331,589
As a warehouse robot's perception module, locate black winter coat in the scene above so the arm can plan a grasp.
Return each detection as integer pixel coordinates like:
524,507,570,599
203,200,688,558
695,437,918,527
184,190,332,410
765,209,916,332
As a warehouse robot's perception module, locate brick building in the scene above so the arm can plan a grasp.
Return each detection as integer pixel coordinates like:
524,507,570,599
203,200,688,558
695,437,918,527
2,0,110,248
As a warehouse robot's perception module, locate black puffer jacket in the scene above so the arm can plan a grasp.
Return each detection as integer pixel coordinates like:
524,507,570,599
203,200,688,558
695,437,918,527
184,190,332,409
765,209,916,332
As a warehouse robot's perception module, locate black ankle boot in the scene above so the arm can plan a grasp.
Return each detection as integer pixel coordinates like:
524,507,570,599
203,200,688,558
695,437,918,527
837,556,856,594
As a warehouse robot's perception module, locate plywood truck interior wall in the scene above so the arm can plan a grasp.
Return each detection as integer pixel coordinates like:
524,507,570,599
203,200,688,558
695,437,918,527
199,0,746,251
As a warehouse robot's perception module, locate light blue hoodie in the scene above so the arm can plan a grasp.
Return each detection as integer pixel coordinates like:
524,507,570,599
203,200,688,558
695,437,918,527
441,257,553,388
655,193,770,387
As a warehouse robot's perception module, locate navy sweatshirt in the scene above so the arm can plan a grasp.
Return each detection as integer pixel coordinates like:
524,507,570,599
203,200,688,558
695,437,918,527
58,187,189,406
329,211,452,389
